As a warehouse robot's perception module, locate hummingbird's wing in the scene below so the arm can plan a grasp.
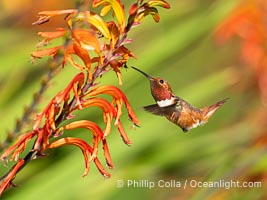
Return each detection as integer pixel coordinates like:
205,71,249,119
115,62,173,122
143,104,177,116
143,104,164,115
143,103,184,130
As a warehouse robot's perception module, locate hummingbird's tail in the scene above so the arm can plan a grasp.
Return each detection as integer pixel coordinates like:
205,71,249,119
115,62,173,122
201,98,229,121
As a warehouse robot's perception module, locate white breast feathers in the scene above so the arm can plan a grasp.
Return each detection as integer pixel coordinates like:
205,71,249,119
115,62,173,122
157,97,177,107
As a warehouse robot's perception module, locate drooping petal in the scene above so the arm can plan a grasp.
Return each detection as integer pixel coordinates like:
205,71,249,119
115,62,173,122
47,137,110,177
78,98,117,137
78,97,132,144
88,85,140,126
94,155,111,178
73,43,92,70
102,138,113,168
58,120,104,161
117,119,132,145
48,137,90,176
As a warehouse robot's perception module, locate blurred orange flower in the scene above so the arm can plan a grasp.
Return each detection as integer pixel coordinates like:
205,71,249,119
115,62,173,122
215,0,267,103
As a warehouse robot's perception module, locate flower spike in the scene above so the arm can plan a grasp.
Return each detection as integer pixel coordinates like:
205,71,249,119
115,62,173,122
0,0,171,196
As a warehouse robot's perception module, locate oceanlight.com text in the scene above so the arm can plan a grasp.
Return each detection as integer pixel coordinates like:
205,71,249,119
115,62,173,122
116,179,262,190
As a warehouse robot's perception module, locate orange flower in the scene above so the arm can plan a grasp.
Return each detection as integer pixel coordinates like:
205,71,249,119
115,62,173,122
33,73,84,131
93,0,126,32
69,43,93,72
101,45,136,85
0,159,25,194
57,120,113,166
88,85,140,126
32,9,78,25
76,11,112,39
1,131,36,162
36,28,67,47
47,137,110,177
129,0,170,26
77,97,132,145
73,29,100,54
31,46,62,59
78,98,116,137
31,29,99,74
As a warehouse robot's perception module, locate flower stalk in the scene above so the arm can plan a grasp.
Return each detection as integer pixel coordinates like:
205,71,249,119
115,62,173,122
0,0,170,196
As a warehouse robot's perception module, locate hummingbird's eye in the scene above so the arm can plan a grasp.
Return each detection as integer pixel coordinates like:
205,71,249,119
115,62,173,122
159,79,165,84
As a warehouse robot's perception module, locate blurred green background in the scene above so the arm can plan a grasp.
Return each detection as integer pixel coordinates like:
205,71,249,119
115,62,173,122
0,0,266,199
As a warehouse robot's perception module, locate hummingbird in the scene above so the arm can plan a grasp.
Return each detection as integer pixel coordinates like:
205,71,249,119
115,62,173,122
131,66,228,132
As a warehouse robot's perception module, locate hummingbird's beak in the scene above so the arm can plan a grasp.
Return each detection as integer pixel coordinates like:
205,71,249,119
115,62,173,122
131,66,153,79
